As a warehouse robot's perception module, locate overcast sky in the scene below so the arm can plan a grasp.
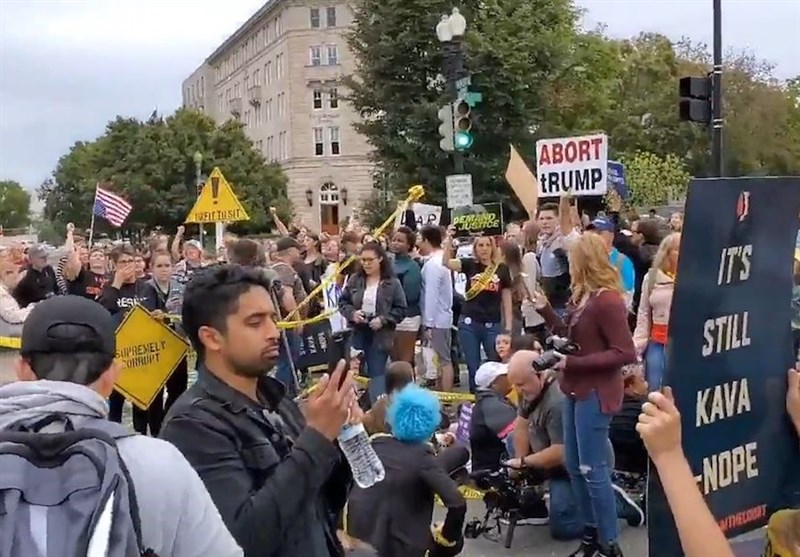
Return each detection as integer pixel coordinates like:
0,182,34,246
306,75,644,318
1,0,798,191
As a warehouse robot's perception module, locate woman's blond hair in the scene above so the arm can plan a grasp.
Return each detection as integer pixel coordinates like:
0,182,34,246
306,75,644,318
648,232,681,291
568,233,623,305
472,235,502,265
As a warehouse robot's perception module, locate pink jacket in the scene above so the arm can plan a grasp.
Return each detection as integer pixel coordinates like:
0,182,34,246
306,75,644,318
633,269,674,354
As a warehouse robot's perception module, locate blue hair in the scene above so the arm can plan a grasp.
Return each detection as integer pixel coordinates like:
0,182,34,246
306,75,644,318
387,384,441,443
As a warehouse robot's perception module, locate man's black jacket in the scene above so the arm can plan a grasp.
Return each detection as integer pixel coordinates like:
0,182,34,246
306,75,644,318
160,368,351,557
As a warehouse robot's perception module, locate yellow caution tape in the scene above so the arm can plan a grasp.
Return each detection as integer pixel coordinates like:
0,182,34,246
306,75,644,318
166,311,335,330
0,336,21,349
435,485,485,505
431,390,476,403
285,184,426,322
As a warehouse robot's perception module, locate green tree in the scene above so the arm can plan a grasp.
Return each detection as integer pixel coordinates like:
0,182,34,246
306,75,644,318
39,109,290,236
620,151,690,207
346,0,579,209
0,180,31,229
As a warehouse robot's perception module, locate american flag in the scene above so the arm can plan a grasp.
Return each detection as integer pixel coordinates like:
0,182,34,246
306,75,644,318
93,184,133,227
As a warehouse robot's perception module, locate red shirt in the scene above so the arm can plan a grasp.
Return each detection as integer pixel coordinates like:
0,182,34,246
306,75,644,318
542,290,636,414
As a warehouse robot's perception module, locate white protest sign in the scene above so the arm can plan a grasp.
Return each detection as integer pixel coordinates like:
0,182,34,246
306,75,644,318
446,174,474,208
453,243,473,297
535,133,608,198
322,264,347,333
396,203,443,229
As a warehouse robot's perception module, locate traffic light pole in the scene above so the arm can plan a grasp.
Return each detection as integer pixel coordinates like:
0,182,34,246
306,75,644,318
711,0,723,177
442,39,465,174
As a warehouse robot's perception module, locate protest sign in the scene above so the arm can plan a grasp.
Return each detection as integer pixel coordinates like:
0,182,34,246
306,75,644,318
505,144,539,215
186,167,249,224
535,133,608,198
114,305,189,410
297,320,332,373
607,160,629,200
322,268,347,333
393,202,442,229
450,203,503,238
647,177,800,557
446,174,473,209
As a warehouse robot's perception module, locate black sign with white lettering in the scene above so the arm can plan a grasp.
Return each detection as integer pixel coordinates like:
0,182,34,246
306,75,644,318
648,177,800,556
450,203,504,238
296,320,332,373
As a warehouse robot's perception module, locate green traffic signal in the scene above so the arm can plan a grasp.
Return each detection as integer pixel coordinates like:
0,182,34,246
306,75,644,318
454,131,473,150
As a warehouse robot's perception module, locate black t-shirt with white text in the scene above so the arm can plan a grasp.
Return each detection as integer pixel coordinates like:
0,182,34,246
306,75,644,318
459,258,512,324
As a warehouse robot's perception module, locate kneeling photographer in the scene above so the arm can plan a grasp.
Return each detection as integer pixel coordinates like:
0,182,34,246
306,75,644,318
505,350,581,540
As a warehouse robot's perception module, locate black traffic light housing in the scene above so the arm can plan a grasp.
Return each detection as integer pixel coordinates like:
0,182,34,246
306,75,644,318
679,76,712,124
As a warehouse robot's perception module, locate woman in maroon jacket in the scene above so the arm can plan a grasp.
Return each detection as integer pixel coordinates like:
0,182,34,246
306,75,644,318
533,233,636,557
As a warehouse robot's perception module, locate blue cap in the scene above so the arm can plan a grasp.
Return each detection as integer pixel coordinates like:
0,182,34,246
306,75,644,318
587,216,614,233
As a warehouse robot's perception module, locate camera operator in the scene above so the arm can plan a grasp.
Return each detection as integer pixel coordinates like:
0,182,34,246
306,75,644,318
469,361,517,473
505,350,579,537
532,233,637,557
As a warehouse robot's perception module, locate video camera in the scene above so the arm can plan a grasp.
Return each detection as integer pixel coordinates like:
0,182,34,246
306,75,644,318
532,335,580,372
463,465,547,548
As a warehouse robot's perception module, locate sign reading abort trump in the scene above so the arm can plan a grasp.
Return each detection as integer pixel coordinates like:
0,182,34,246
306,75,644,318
535,133,608,197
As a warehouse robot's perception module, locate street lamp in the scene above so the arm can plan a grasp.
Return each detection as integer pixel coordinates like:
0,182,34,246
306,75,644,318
192,151,204,248
435,8,466,42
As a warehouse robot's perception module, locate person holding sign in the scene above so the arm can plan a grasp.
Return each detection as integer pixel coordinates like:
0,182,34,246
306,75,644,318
532,233,636,557
444,232,513,393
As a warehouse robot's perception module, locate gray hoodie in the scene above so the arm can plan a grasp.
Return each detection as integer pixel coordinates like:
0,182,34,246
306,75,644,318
0,380,243,557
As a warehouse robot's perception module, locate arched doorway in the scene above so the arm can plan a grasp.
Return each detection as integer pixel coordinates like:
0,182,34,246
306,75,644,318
319,181,340,235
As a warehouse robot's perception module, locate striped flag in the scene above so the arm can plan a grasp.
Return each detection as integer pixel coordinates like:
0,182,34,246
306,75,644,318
93,184,133,227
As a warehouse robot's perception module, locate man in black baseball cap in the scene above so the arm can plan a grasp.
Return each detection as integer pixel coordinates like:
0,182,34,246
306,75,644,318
0,295,245,557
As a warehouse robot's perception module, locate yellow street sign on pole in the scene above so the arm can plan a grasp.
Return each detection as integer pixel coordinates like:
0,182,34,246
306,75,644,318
186,167,250,224
113,305,190,410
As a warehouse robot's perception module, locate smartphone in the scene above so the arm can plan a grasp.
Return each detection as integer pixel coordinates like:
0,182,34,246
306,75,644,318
328,331,351,387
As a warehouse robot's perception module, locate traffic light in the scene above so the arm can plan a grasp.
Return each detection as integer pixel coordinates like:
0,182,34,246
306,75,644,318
437,104,455,152
679,76,712,124
452,99,473,151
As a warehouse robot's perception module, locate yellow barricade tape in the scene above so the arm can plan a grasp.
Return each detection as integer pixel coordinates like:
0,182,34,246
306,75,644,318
284,184,425,323
0,336,21,349
435,485,485,505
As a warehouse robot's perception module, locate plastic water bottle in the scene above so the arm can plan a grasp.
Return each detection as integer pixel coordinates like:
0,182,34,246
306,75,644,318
338,423,385,488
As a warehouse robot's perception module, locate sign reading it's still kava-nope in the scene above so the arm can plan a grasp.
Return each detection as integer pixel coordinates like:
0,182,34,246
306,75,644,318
535,133,608,197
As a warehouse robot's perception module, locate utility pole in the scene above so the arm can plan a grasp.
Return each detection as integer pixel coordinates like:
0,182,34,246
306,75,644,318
711,0,723,177
436,9,468,174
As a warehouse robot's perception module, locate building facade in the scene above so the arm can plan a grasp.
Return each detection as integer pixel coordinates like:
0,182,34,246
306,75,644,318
182,0,374,233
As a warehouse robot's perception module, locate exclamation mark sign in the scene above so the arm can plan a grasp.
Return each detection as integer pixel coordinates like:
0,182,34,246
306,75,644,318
211,176,220,204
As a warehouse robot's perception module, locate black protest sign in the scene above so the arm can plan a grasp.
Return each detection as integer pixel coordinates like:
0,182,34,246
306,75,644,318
450,203,503,238
647,177,800,557
296,320,332,373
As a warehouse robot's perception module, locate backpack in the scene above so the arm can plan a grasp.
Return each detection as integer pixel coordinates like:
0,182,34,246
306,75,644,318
0,415,156,557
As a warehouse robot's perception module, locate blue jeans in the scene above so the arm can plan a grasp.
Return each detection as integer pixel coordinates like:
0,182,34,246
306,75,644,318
457,317,500,393
549,478,584,540
353,328,389,379
562,391,619,545
275,331,300,397
645,341,666,392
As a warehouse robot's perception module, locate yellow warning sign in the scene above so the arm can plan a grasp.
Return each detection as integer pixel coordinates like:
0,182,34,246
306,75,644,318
185,167,250,224
113,305,190,411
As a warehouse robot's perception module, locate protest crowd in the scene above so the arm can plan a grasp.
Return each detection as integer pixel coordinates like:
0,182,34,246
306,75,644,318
0,184,799,557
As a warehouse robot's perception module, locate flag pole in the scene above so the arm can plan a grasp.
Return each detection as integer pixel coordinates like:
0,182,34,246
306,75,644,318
88,183,99,248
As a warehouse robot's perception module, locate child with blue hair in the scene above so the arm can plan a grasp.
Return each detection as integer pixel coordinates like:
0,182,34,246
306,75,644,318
346,384,467,557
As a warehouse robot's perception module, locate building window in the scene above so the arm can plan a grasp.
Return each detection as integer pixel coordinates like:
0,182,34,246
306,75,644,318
277,92,285,116
266,62,272,84
275,54,282,79
263,25,270,46
310,8,320,28
267,136,274,161
254,69,261,85
326,45,339,65
319,181,340,204
326,7,336,27
329,88,339,109
313,90,323,110
279,131,288,160
310,46,322,66
329,126,340,155
313,127,324,156
266,98,273,121
275,14,282,36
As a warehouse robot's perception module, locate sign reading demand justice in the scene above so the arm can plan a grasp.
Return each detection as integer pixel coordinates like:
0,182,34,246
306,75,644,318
647,177,800,557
